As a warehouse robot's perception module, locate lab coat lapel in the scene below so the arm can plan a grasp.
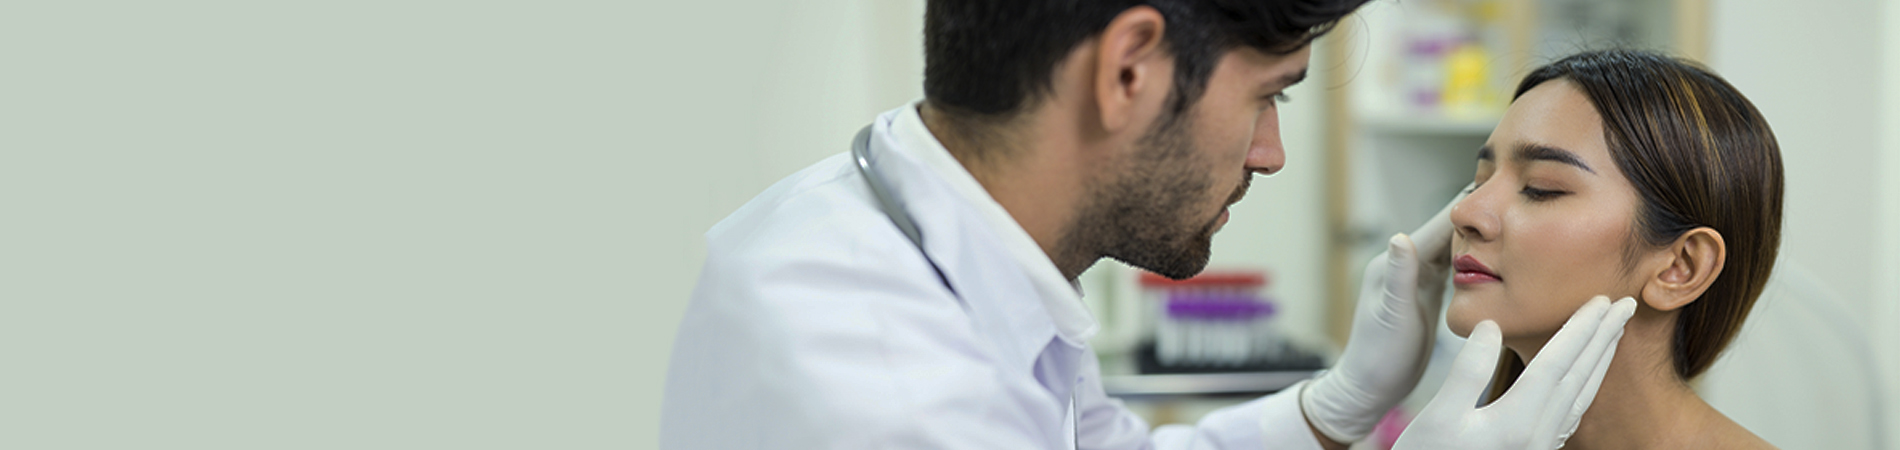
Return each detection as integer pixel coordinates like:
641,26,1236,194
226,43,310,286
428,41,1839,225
867,121,1085,402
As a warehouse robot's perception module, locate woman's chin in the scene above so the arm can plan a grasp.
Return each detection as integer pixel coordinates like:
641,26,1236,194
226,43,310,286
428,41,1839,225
1446,294,1485,338
1446,316,1476,338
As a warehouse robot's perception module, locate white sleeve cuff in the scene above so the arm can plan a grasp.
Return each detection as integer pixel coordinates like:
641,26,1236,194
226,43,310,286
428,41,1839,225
1260,380,1326,450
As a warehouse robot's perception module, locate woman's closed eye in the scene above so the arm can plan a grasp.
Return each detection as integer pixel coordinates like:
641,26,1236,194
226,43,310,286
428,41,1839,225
1521,186,1568,201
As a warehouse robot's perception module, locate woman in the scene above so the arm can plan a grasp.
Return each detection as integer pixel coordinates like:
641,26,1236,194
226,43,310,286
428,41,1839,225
1445,49,1783,448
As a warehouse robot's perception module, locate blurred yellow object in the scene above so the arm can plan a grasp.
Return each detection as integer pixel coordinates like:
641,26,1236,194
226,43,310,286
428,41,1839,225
1441,43,1497,118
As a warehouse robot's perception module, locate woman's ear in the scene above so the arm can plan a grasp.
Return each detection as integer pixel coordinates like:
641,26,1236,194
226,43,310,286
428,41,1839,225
1639,227,1726,311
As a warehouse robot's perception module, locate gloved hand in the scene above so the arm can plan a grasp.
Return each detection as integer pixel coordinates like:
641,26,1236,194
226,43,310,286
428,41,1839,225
1392,296,1638,450
1299,190,1462,443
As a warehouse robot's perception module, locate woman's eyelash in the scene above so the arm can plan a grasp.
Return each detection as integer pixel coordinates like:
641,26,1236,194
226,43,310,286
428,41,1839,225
1464,181,1565,200
1521,186,1567,201
1274,93,1291,104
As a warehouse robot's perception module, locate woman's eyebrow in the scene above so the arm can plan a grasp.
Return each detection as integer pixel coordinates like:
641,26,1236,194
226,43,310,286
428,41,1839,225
1515,143,1597,175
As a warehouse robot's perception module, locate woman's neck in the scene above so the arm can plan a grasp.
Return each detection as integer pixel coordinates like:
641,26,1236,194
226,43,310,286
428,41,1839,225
1509,309,1769,449
1562,345,1708,449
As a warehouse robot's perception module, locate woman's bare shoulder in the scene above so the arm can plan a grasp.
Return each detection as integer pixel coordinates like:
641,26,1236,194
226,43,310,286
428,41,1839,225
1701,408,1778,449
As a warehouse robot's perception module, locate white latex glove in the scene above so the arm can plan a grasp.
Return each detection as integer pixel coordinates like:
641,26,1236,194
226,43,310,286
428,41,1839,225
1393,296,1638,450
1300,191,1461,443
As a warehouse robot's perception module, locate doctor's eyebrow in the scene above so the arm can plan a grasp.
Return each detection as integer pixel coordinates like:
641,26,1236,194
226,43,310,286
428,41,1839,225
1277,69,1308,89
1515,143,1597,174
1260,69,1309,95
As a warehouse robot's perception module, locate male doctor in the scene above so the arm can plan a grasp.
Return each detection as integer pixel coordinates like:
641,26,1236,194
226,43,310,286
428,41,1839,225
662,0,1637,448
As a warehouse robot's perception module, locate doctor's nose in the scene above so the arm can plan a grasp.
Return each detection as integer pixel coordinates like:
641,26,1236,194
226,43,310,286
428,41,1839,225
1246,106,1286,176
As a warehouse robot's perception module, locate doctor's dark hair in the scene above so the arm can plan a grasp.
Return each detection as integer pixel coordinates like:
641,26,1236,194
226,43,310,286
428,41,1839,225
1490,49,1783,399
923,0,1367,125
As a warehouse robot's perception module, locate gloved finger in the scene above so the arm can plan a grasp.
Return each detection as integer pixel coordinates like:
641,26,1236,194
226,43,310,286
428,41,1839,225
1563,299,1635,428
1424,319,1503,415
1382,234,1420,308
1381,234,1436,342
1554,319,1626,449
1528,297,1635,448
1504,296,1613,411
1358,251,1390,310
1537,297,1628,421
1409,183,1472,263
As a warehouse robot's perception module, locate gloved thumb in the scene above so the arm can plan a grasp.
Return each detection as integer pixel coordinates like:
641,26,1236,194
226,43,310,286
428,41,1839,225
1382,234,1419,305
1380,234,1429,331
1428,320,1502,414
1410,184,1469,263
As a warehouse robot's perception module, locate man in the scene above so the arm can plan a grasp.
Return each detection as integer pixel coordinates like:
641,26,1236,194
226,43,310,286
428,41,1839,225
662,1,1636,448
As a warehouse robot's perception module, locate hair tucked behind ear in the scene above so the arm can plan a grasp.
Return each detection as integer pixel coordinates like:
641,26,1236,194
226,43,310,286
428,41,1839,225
1488,49,1784,400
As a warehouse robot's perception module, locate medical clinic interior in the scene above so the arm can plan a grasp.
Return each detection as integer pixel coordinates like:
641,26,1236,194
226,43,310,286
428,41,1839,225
627,1,1896,448
6,0,1898,448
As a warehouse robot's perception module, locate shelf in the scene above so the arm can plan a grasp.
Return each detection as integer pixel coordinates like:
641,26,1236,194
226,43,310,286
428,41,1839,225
1101,370,1317,398
1356,112,1500,136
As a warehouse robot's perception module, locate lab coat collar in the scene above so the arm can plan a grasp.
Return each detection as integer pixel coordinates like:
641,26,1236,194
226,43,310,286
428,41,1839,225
873,100,1100,347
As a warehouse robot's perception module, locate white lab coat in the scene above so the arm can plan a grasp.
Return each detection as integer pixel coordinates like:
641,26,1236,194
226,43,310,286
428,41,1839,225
661,102,1322,449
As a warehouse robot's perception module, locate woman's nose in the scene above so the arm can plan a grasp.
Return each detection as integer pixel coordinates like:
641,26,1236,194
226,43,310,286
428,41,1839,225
1449,184,1499,243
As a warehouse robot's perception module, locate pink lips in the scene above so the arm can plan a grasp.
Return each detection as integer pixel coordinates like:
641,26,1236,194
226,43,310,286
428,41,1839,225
1453,255,1501,285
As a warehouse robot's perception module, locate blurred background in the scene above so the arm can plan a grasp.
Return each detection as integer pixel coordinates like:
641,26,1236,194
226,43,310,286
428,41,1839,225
4,0,1896,448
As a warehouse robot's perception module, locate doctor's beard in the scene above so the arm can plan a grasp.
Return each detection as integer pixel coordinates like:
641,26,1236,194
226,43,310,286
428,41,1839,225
1064,109,1243,280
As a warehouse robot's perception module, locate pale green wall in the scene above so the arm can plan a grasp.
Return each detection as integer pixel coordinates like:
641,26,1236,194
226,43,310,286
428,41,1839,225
3,0,926,448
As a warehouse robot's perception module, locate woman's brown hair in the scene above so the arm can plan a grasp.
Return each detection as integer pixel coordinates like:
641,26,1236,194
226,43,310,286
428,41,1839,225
1489,49,1785,399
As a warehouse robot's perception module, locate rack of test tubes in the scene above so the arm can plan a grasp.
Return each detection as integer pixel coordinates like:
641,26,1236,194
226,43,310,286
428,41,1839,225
1134,270,1325,374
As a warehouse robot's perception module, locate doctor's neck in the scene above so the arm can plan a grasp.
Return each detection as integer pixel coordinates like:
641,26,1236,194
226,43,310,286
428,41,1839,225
920,102,1102,280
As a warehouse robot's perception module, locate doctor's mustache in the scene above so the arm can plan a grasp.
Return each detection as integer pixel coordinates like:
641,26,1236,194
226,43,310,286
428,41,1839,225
1225,171,1251,206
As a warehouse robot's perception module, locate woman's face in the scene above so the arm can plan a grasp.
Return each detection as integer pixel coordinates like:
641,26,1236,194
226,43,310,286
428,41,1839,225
1446,80,1649,349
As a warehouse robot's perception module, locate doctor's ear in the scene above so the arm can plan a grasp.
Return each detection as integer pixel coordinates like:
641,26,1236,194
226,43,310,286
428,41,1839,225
1639,227,1726,312
1092,6,1168,134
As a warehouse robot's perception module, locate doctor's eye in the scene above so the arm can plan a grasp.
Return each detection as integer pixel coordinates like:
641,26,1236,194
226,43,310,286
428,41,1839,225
1259,92,1290,109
